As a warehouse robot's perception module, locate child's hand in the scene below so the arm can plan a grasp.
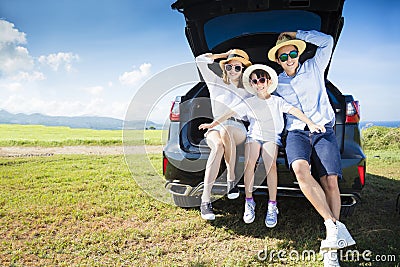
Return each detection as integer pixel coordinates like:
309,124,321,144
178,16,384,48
308,123,326,133
199,123,213,130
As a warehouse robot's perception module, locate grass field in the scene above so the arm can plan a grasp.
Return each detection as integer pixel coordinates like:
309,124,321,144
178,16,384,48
0,124,165,146
0,124,399,266
1,151,399,266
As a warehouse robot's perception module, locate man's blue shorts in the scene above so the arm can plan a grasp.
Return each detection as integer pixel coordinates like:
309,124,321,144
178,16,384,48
285,125,342,179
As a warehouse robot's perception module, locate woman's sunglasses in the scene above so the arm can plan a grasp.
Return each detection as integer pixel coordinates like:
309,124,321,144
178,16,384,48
225,64,243,72
278,50,299,62
251,77,269,85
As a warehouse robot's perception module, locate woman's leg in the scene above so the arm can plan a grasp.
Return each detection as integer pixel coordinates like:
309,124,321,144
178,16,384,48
201,130,225,203
244,141,261,198
220,125,246,182
261,142,278,202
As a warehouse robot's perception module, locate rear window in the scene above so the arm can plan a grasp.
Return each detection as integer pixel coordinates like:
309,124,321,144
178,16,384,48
204,10,321,49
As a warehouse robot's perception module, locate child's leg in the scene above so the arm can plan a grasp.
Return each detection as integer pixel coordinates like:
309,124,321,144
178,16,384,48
243,140,261,224
262,142,279,228
244,141,261,198
261,142,278,202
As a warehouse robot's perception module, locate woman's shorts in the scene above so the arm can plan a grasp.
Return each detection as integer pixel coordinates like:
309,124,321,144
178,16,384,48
285,126,342,179
204,118,246,138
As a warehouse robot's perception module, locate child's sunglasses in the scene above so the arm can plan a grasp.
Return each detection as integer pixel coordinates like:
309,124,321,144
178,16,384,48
278,50,299,62
225,64,243,72
251,77,269,85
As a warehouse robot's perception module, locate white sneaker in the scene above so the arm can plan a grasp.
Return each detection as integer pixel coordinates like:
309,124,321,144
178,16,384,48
265,203,279,228
336,221,356,247
320,219,340,250
243,200,256,224
322,250,340,267
320,219,356,250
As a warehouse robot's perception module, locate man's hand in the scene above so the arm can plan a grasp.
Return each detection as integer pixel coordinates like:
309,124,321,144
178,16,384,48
278,32,297,40
308,123,326,133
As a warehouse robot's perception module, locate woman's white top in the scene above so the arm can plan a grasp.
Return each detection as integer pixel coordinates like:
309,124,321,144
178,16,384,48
195,53,253,119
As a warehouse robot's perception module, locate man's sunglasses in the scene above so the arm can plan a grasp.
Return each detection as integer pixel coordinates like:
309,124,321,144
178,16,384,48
225,64,243,72
251,77,269,85
278,50,299,62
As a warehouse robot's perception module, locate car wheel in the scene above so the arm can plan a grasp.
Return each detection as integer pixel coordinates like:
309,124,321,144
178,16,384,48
172,194,201,208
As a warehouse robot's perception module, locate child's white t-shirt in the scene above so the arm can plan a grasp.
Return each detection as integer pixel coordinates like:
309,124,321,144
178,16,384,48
233,95,293,145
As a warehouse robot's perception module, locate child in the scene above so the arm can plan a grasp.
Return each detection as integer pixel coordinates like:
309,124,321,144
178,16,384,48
199,64,325,227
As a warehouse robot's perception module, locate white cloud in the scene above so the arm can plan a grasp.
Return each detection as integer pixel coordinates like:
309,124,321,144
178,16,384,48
38,52,80,72
0,82,23,92
0,20,34,76
10,71,46,82
0,19,80,78
83,85,104,95
0,19,26,44
119,63,151,86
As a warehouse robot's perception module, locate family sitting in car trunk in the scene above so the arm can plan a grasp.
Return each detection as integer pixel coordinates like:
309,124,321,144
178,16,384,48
195,30,356,266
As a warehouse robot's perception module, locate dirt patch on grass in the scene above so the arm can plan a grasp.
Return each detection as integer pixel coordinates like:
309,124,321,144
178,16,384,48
0,145,163,157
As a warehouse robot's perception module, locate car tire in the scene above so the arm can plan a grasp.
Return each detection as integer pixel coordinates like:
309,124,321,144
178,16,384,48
172,194,201,208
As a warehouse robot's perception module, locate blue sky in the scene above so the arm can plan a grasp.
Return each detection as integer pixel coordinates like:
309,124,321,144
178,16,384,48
0,0,399,122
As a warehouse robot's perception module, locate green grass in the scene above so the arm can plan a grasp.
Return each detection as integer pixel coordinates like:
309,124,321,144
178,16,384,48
0,124,165,146
362,126,400,150
1,124,398,149
1,150,399,266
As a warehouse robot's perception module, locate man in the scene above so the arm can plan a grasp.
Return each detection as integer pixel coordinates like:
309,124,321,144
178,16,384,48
268,30,355,267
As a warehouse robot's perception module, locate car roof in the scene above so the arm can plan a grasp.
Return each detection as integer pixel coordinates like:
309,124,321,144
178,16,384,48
171,0,345,66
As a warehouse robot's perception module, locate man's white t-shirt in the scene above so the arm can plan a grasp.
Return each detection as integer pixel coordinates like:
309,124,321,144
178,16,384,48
233,95,293,145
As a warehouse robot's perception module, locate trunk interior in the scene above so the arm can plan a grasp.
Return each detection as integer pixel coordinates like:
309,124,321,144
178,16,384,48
173,0,347,157
179,79,346,155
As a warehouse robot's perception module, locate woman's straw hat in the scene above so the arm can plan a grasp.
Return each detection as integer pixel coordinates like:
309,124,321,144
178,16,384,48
219,49,252,71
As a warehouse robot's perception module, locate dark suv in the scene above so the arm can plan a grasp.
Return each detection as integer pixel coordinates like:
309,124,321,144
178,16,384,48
163,0,366,216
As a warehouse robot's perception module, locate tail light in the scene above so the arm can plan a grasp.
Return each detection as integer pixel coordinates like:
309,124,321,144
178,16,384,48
358,164,365,186
345,100,360,123
169,96,181,121
163,156,168,175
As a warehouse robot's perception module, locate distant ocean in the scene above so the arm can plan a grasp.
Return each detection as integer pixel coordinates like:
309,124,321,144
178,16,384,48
359,121,400,129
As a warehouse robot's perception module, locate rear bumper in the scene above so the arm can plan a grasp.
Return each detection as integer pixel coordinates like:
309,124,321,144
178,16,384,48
163,127,364,213
163,148,365,192
165,180,360,210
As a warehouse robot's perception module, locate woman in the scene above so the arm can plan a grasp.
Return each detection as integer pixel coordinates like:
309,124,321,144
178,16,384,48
195,49,252,220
